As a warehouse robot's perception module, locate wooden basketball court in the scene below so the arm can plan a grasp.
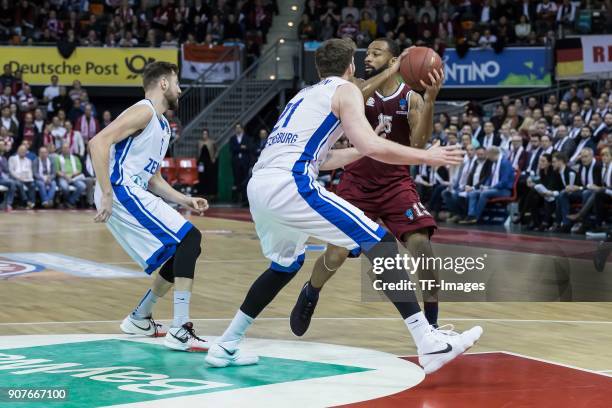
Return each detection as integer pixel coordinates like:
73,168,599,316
1,209,611,406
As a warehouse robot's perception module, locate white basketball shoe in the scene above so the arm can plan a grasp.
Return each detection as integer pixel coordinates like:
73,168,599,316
120,314,168,337
418,324,483,374
164,322,209,352
205,339,259,367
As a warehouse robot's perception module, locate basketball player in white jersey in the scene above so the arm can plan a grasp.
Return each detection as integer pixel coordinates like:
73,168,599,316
90,62,208,352
205,39,482,374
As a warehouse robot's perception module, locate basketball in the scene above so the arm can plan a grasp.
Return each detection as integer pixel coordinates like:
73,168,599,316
399,47,443,92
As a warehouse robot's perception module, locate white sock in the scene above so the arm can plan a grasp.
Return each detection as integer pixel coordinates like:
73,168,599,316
218,310,254,344
132,289,158,319
172,291,191,328
404,311,430,346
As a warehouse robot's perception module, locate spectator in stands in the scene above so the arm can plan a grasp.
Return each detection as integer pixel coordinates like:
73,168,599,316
42,75,60,114
554,148,601,232
568,147,612,231
68,80,83,101
18,84,37,114
197,128,218,198
569,126,596,167
360,11,376,40
299,14,318,41
1,105,18,139
553,125,576,159
337,14,359,39
461,146,514,224
76,103,100,142
8,144,35,209
160,31,178,48
64,120,84,158
18,112,41,153
55,142,85,208
0,65,15,90
67,97,83,123
478,121,500,148
518,153,556,230
451,146,490,222
33,145,56,208
229,123,252,205
540,134,554,154
207,14,224,43
1,86,17,109
478,28,497,49
48,116,66,150
444,144,476,222
0,140,16,211
428,165,451,221
508,132,528,171
341,0,359,22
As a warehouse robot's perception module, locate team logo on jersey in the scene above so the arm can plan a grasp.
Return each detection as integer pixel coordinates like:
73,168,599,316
366,97,375,107
405,209,414,220
399,98,408,110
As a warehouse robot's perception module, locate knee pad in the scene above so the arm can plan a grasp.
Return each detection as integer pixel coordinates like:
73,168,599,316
270,253,305,273
173,227,202,279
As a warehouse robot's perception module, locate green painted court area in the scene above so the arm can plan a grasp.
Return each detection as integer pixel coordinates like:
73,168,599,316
0,339,371,407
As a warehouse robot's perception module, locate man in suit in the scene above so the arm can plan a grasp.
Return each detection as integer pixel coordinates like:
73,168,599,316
229,123,253,204
508,133,528,172
477,121,501,149
525,134,543,176
553,125,576,159
568,114,584,139
461,146,515,224
553,148,601,232
568,126,597,168
471,116,484,143
32,146,57,208
443,144,476,222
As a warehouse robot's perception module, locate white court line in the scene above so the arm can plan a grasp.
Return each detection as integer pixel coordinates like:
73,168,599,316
1,317,612,326
598,369,612,373
499,350,612,378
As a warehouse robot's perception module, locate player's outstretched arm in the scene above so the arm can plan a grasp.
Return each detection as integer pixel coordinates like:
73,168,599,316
319,147,363,170
148,170,209,215
335,83,463,167
90,104,153,223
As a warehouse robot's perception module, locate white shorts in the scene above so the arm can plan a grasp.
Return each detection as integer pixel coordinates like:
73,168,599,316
95,183,193,274
248,170,385,271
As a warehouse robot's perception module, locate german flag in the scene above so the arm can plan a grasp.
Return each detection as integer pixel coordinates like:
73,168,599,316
556,38,583,78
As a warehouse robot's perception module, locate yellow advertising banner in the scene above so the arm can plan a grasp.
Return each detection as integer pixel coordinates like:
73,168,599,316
0,46,178,86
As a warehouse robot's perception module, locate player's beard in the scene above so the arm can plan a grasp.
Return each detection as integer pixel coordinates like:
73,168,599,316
364,61,391,79
166,93,179,111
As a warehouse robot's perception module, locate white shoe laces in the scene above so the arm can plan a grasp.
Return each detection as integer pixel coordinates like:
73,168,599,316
433,324,459,337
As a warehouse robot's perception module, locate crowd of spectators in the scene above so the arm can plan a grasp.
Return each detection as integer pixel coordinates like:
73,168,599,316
299,0,610,50
392,80,611,235
0,0,277,52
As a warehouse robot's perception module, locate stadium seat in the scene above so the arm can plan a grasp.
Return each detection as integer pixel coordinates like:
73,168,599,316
176,158,198,186
488,172,521,205
161,158,178,185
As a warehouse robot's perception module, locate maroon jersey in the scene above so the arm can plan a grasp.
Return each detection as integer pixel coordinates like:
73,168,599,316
343,83,414,189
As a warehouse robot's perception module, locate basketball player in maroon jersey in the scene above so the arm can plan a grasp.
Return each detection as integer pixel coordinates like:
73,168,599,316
290,38,445,335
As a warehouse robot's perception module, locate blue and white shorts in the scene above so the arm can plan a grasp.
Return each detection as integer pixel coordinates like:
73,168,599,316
247,169,386,272
95,183,193,274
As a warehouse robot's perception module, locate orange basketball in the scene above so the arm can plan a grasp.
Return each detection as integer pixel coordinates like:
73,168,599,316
399,47,443,92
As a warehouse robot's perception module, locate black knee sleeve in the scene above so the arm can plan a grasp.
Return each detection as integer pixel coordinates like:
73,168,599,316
173,227,202,279
159,256,175,283
240,268,298,319
363,232,420,319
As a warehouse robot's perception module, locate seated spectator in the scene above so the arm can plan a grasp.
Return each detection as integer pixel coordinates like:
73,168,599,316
0,86,17,108
554,148,601,232
360,11,376,40
299,14,318,41
499,124,512,152
478,28,497,49
591,113,608,142
8,144,35,209
568,147,612,231
51,86,71,116
64,120,85,158
48,116,66,150
69,80,83,101
19,112,43,153
461,146,515,224
0,64,15,90
160,31,178,48
337,14,359,40
540,134,554,154
478,121,500,148
428,165,451,220
207,15,224,43
553,125,576,159
68,98,83,123
33,146,56,208
76,104,100,142
341,0,359,23
517,153,556,229
55,143,85,208
101,110,113,130
568,114,584,139
18,84,37,114
444,144,476,222
0,140,16,211
319,15,337,41
455,146,491,222
508,132,528,172
1,105,18,139
568,126,596,167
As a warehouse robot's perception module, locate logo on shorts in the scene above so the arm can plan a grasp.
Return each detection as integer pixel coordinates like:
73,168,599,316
366,97,375,107
405,209,414,220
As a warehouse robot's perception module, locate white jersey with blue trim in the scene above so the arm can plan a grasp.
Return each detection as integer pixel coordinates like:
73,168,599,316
109,99,171,190
252,76,348,177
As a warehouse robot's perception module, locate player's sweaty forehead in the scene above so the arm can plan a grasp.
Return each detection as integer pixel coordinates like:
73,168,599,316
366,42,391,55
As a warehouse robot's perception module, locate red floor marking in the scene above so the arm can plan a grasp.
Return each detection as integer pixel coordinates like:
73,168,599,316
342,352,612,408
